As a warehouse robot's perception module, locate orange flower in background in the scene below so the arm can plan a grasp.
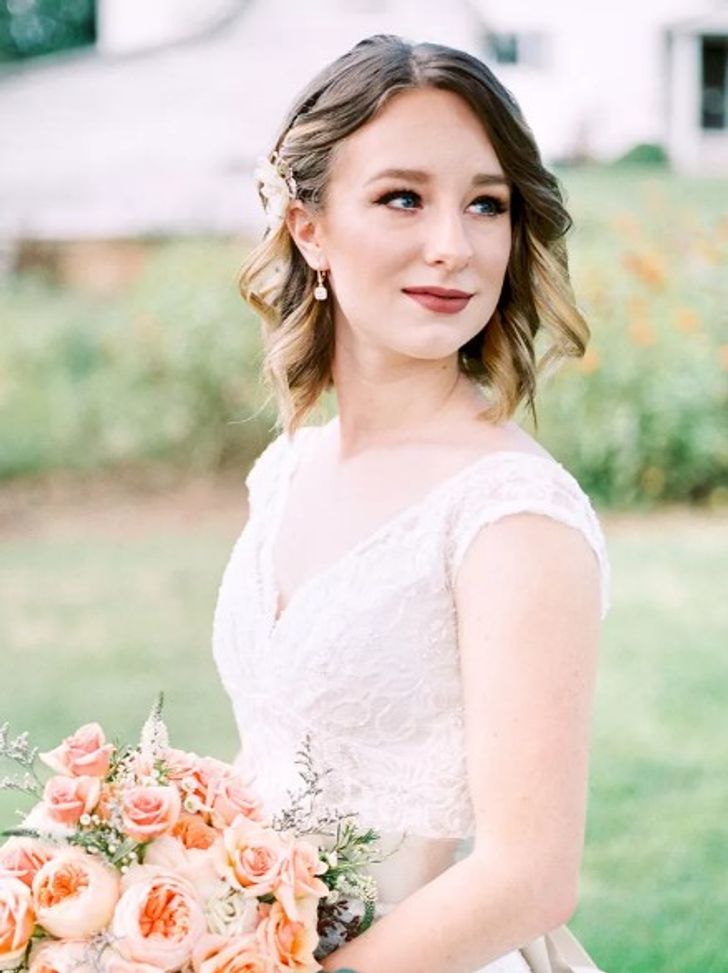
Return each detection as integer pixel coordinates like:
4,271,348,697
629,316,658,347
575,348,601,374
626,294,648,317
673,307,701,334
720,345,728,371
610,211,643,241
622,250,667,289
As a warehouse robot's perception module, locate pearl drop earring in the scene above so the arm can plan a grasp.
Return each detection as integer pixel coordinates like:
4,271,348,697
314,267,328,301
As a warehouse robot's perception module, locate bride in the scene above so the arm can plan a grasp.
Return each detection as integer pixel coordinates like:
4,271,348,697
213,33,611,973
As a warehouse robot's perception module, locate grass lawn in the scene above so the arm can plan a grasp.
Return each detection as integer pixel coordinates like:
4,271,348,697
0,483,726,973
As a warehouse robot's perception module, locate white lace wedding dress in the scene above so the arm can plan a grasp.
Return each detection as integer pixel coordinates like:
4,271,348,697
212,422,611,973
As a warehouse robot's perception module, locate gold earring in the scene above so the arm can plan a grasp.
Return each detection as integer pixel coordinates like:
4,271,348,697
314,267,328,301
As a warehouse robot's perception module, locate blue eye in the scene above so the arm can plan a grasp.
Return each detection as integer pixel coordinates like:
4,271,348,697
470,196,509,216
377,189,420,209
376,188,509,216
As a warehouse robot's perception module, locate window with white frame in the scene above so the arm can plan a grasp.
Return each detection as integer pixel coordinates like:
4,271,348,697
701,34,728,129
482,30,549,68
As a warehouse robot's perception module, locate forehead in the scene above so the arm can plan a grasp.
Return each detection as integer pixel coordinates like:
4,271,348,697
329,87,503,182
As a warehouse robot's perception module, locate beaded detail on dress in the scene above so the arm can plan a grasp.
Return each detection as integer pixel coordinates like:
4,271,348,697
211,426,611,840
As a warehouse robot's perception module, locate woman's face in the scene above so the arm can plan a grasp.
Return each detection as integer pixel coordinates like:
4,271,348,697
299,86,513,364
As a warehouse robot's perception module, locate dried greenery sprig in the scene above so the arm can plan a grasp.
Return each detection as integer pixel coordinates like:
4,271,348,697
0,722,43,798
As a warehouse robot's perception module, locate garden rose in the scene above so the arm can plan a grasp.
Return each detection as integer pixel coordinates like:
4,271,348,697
191,933,273,973
0,877,35,970
213,817,287,897
121,785,181,843
100,949,164,973
255,899,319,973
28,939,93,973
0,837,57,890
144,835,224,902
43,775,101,826
32,849,120,938
39,723,114,778
112,867,207,970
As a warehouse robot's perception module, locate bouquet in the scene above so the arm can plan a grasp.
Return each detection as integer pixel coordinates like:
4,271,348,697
0,695,385,973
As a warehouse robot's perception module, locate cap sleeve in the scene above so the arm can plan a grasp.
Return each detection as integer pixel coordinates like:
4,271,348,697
448,454,611,621
244,431,291,520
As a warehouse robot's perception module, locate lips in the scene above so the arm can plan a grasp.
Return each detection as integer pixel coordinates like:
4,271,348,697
402,286,474,298
403,287,473,315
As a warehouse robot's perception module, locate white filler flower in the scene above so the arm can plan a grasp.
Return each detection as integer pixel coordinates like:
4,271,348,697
253,151,297,231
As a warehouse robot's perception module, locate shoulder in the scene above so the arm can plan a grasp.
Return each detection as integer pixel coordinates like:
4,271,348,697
449,447,611,621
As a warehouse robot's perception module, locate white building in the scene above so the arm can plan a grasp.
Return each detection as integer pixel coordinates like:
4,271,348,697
0,0,724,241
664,6,728,173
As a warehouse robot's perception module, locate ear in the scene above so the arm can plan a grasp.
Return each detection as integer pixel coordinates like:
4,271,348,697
285,201,328,271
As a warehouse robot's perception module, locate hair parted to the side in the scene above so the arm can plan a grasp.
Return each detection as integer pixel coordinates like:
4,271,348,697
238,33,590,438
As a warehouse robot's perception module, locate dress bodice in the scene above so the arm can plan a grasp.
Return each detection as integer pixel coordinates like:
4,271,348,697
211,423,611,969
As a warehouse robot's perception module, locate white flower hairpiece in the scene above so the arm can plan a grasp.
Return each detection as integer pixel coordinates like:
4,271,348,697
253,150,298,232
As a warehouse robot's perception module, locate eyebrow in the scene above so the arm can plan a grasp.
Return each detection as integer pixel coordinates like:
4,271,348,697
365,167,511,188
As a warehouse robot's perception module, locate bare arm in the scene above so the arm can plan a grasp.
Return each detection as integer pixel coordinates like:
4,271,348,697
320,512,603,973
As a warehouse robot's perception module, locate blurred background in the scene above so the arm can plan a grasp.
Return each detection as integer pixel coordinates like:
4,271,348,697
0,2,726,971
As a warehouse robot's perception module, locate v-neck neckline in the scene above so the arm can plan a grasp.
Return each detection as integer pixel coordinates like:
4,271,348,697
259,424,559,638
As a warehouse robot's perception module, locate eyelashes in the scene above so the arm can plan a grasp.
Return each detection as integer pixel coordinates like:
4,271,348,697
375,188,510,216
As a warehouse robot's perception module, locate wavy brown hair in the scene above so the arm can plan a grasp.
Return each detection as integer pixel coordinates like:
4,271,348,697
239,33,590,437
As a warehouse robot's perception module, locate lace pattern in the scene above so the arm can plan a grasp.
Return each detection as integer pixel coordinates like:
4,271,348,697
212,427,611,840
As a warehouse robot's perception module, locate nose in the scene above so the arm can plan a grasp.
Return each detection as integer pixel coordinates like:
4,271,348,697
422,205,474,272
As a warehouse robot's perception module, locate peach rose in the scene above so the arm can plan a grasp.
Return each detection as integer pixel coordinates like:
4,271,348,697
32,849,120,938
112,867,207,970
157,748,200,788
208,777,264,831
213,817,287,897
121,785,181,843
43,775,101,826
100,950,164,973
0,877,35,970
171,813,217,852
255,899,319,973
27,938,94,973
0,837,57,890
274,840,328,922
191,933,273,973
39,723,115,778
144,835,224,902
192,758,238,806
